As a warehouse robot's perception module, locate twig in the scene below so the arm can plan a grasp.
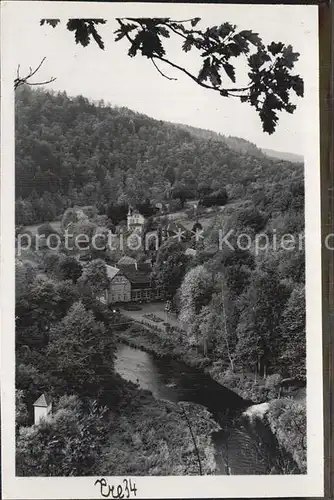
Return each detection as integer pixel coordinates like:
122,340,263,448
178,403,203,475
14,58,56,90
115,19,252,98
152,55,251,97
151,59,177,81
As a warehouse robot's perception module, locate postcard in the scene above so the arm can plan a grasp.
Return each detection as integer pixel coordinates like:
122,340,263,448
1,1,324,498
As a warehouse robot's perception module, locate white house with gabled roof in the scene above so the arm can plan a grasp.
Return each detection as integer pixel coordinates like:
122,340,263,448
33,393,52,425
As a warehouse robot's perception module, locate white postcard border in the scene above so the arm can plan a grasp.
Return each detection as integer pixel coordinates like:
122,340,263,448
1,2,323,498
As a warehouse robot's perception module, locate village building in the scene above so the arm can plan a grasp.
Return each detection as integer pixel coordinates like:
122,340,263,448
117,255,137,266
127,206,145,233
33,393,52,425
103,261,164,304
104,265,131,303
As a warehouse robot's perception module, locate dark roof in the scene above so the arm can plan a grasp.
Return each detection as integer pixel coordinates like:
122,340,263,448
117,256,137,265
118,263,151,286
129,207,145,217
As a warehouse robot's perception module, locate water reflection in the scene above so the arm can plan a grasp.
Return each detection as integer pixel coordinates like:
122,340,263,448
114,344,246,411
115,344,296,475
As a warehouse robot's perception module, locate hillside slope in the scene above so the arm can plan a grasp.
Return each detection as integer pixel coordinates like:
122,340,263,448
174,123,265,159
15,86,303,225
262,148,303,163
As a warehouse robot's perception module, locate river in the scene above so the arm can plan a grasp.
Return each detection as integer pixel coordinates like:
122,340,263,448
115,344,296,475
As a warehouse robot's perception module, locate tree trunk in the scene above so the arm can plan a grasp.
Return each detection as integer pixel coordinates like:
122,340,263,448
221,282,234,372
203,337,208,357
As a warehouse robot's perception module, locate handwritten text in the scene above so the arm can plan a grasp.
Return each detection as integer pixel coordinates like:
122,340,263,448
94,478,137,499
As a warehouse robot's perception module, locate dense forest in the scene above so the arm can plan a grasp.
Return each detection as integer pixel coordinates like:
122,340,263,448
15,86,306,474
15,86,303,226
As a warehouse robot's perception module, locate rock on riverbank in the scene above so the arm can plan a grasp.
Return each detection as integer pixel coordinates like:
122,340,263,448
242,398,307,474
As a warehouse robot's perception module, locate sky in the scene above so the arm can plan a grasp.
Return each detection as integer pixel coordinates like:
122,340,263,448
3,2,319,156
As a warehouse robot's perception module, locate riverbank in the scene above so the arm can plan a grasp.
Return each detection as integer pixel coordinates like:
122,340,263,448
116,322,306,473
117,323,276,402
100,382,221,476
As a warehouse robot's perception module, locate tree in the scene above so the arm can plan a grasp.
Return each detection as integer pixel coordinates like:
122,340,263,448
57,255,83,283
279,285,306,379
16,362,51,413
55,280,81,318
179,264,214,340
199,188,228,207
171,185,195,206
42,251,62,276
289,180,304,210
16,396,109,476
236,206,268,233
267,399,306,473
192,221,203,233
194,288,237,367
61,207,80,231
16,389,29,429
235,269,290,377
207,244,255,276
16,276,62,346
153,247,189,298
136,198,157,218
71,219,97,248
15,87,304,226
106,202,128,225
40,17,304,134
15,276,79,347
15,259,37,299
163,165,176,185
198,183,212,197
155,239,183,265
77,259,109,298
46,302,115,396
37,222,59,238
14,56,56,89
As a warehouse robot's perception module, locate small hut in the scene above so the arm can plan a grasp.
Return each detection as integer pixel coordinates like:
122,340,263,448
33,393,52,425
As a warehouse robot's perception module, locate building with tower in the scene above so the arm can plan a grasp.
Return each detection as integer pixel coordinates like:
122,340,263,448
127,206,145,232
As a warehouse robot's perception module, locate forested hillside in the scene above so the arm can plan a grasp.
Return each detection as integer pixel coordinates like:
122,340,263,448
15,85,306,474
262,149,303,163
15,86,303,225
174,123,266,158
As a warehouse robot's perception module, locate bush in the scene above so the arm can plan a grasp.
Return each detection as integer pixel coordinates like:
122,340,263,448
236,207,268,233
16,398,109,476
37,223,59,238
168,199,183,213
265,374,283,389
15,229,35,249
42,251,61,274
143,313,163,323
199,188,228,208
266,398,306,473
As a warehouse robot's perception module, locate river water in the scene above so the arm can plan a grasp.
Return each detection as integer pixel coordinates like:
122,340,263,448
115,344,295,475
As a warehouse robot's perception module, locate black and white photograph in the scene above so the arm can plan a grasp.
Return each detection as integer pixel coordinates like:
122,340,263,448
1,1,324,498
